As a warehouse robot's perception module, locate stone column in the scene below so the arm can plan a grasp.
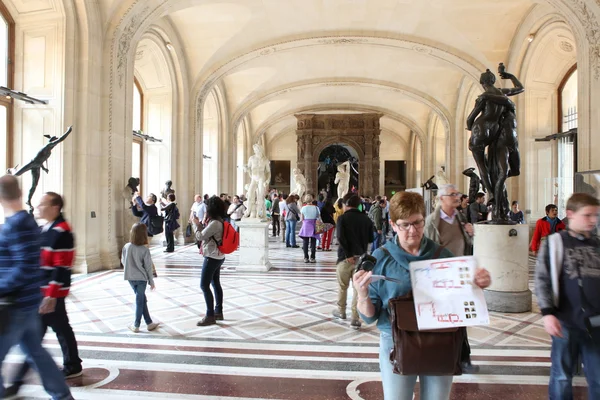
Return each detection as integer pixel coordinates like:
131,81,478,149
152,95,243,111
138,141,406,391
473,224,531,312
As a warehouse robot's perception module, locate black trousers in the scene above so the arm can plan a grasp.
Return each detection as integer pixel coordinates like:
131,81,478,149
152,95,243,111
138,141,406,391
12,298,81,384
272,215,280,236
165,230,175,252
461,327,472,363
302,237,316,259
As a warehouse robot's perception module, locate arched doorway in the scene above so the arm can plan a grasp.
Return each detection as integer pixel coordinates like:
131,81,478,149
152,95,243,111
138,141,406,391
317,144,359,197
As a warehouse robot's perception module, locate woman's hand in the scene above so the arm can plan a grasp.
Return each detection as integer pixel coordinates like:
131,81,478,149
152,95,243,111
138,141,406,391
353,270,373,299
474,268,491,289
150,284,156,291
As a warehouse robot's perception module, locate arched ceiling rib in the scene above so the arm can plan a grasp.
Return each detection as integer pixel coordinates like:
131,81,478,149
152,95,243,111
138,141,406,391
230,78,453,136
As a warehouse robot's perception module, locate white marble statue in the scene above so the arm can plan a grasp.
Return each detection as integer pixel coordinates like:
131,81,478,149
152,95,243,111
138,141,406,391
334,161,351,199
436,166,449,185
243,143,271,219
289,168,307,202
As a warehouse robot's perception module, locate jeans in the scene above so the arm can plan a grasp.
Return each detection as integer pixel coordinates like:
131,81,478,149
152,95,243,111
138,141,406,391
272,215,280,236
200,257,225,316
0,308,74,400
231,219,240,232
165,229,175,252
371,231,381,253
11,298,82,385
303,237,316,260
321,227,334,250
549,323,600,400
379,332,453,400
286,219,297,246
336,259,358,320
129,280,153,327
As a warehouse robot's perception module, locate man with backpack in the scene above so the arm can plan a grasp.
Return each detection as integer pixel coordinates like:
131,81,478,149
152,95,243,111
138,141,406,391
227,195,246,232
368,197,384,252
535,193,600,399
132,193,160,237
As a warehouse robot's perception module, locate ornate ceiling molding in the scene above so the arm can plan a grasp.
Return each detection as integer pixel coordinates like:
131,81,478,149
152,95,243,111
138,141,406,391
255,103,427,147
230,78,453,139
570,0,600,79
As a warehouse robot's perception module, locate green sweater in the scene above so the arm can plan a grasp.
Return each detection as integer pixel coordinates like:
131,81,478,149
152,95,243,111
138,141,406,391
360,237,454,335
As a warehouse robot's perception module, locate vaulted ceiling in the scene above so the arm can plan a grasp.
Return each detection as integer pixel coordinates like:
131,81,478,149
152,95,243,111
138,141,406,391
130,0,564,145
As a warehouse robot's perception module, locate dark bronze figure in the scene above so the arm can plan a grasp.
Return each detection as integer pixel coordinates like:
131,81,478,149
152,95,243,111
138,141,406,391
8,126,73,212
422,176,438,190
160,180,175,200
467,64,523,223
462,167,485,204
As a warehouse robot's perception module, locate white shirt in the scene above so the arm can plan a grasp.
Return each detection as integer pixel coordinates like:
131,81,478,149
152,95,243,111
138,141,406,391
191,202,206,221
228,202,246,220
440,208,457,225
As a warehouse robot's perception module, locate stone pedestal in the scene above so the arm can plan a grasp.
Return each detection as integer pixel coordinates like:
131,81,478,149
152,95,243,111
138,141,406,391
236,219,272,272
473,224,532,313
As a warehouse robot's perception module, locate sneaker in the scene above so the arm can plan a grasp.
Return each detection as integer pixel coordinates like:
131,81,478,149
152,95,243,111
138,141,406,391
3,383,21,398
147,322,160,331
63,366,83,379
128,325,140,333
292,245,299,248
332,310,347,320
461,361,480,374
196,316,217,326
350,319,362,330
304,258,309,263
215,313,224,321
310,258,316,263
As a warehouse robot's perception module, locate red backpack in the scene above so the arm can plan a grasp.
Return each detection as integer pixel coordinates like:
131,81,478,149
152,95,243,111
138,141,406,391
213,221,239,254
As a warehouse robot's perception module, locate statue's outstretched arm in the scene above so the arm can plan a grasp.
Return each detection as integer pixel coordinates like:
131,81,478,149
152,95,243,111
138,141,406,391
500,73,524,96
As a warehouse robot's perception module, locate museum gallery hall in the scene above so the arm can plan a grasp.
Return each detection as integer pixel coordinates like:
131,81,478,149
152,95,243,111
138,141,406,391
0,0,598,399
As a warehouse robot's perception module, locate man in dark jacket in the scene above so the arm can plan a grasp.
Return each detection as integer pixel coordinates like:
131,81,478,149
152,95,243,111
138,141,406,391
333,193,374,330
271,194,281,237
132,192,159,236
5,192,83,397
0,176,74,400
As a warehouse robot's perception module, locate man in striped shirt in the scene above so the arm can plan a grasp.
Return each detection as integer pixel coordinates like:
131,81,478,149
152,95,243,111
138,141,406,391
0,175,73,400
5,192,82,397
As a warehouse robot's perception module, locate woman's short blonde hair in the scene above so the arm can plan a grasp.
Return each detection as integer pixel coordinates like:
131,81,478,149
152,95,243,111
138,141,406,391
304,194,314,203
389,191,425,221
130,223,149,246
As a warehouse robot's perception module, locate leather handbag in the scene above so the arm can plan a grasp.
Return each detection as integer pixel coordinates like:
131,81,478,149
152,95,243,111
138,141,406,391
185,223,193,238
388,292,465,376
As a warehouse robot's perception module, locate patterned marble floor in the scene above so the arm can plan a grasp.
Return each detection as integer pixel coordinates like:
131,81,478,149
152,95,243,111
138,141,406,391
1,236,590,399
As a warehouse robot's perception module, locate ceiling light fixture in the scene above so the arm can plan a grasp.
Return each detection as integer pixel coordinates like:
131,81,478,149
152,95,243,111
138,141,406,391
527,34,535,43
165,42,174,51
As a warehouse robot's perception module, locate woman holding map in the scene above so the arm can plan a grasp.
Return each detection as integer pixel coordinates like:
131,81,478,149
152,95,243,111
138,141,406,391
353,191,491,400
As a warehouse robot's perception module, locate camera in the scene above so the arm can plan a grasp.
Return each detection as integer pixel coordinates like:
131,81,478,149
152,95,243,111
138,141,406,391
355,253,377,273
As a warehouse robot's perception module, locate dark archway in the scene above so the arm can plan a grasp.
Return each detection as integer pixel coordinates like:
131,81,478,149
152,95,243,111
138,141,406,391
317,144,359,197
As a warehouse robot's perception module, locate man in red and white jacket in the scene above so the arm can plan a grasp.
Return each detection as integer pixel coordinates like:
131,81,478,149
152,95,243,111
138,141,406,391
4,192,82,397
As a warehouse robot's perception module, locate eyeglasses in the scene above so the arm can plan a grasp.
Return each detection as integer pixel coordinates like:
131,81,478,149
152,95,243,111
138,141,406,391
442,193,462,198
394,219,425,231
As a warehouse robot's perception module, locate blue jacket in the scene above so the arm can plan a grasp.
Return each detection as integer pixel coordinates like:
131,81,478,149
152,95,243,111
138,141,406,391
132,196,158,232
360,237,453,335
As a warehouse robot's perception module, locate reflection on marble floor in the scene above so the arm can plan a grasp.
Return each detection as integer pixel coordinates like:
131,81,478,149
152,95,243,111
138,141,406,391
2,238,589,399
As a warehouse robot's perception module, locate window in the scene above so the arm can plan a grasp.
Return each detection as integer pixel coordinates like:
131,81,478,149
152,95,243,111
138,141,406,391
0,2,14,174
132,77,144,194
557,66,577,215
203,92,219,196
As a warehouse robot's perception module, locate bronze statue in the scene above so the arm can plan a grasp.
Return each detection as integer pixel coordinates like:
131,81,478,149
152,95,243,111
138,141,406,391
467,64,523,223
462,167,485,204
160,180,175,200
8,126,73,212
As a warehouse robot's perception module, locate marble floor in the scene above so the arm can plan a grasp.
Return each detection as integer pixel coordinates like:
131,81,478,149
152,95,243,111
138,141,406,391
2,236,590,399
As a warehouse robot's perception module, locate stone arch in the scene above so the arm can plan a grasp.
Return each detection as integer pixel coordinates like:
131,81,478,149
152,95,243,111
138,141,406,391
230,78,453,140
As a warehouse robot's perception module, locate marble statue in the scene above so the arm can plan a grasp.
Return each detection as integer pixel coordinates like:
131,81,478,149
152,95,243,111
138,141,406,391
334,161,351,199
467,63,523,223
243,144,271,219
8,126,73,212
289,168,307,202
435,166,449,185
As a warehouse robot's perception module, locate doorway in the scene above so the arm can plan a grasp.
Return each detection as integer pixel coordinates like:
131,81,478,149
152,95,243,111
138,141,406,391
317,144,359,198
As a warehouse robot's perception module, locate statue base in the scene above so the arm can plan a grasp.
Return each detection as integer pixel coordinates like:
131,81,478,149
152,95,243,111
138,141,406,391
474,223,531,313
235,219,272,272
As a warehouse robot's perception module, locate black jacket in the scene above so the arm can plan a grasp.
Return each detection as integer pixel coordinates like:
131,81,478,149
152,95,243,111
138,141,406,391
336,208,374,263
